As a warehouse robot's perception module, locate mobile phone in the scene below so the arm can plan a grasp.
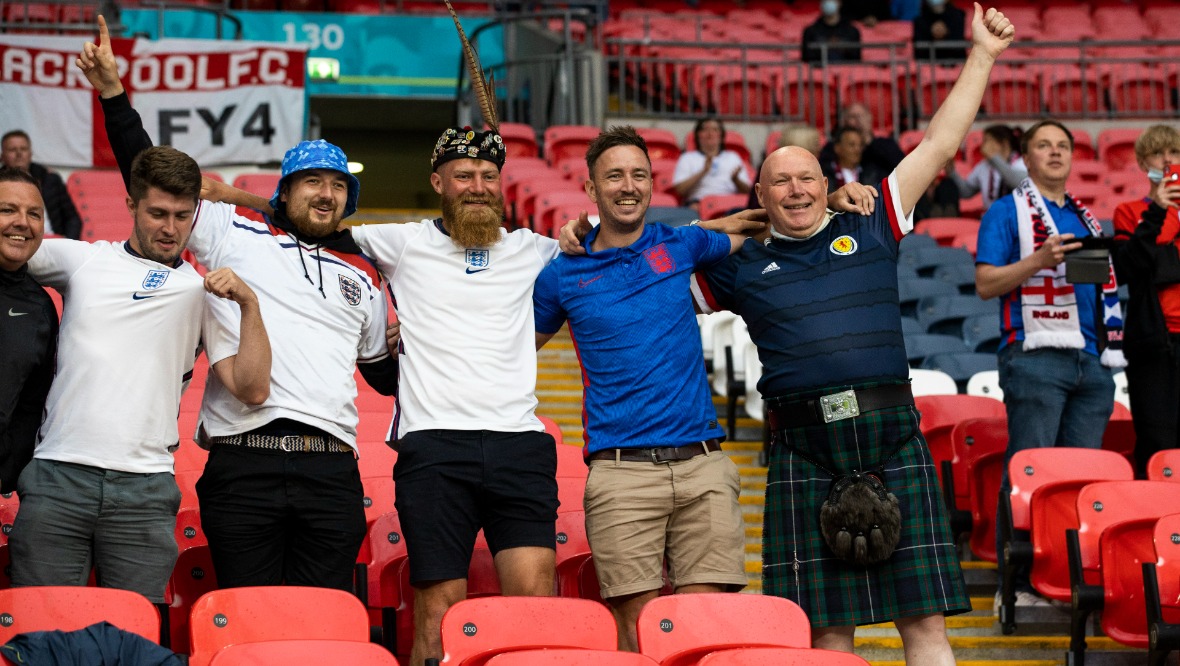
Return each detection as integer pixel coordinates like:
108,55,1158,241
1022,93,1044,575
1166,164,1180,184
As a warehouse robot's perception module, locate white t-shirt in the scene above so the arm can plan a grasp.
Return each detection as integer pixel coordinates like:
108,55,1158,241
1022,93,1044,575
672,150,751,202
351,220,559,439
964,155,1027,211
188,202,390,448
28,239,210,473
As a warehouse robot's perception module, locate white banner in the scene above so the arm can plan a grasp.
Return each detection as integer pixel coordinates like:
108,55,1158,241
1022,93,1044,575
0,34,306,167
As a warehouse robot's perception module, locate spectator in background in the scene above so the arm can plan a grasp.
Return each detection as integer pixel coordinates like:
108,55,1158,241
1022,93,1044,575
819,103,904,182
975,119,1122,609
1111,125,1180,476
672,118,750,209
0,169,55,496
822,126,888,193
1,131,82,240
891,0,922,21
913,0,967,62
950,124,1026,213
802,0,862,64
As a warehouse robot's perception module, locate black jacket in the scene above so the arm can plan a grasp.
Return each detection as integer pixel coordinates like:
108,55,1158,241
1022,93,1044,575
0,265,57,493
912,3,967,62
801,18,862,64
1113,202,1180,355
29,162,82,240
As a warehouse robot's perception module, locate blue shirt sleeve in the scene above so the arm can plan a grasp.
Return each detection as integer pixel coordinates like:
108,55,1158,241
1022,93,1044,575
976,195,1018,268
699,251,742,312
680,225,733,269
533,260,567,334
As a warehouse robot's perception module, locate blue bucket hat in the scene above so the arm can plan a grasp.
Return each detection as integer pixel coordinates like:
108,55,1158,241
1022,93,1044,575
270,139,361,219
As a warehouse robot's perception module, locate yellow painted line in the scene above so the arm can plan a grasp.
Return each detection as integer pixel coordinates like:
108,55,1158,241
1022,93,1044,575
746,526,762,539
740,480,766,492
969,596,993,611
537,394,582,403
960,560,998,570
739,467,769,477
856,636,1128,650
745,560,761,574
743,513,763,525
739,495,765,506
865,615,995,630
723,440,763,451
727,454,756,466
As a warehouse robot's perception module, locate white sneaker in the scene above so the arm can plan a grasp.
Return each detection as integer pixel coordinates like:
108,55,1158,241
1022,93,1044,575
1014,590,1052,607
993,591,1002,614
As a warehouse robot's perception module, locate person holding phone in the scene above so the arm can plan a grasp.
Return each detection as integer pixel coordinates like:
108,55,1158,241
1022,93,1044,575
975,119,1124,611
1112,125,1180,476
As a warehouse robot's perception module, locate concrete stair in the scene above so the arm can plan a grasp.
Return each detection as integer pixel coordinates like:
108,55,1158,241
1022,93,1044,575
534,327,1150,665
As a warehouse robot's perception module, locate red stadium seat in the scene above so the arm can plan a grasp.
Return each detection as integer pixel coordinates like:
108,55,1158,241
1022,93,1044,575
498,122,539,160
438,597,615,665
776,67,836,134
535,191,595,237
1066,481,1180,664
231,173,282,198
0,503,15,548
555,157,591,185
556,444,586,480
983,65,1042,118
636,594,810,666
1106,171,1144,199
516,179,582,231
538,415,565,448
914,394,1007,490
697,647,870,665
1147,450,1180,483
1098,514,1162,649
913,217,980,247
487,650,659,665
362,475,396,527
1102,416,1136,467
965,430,1005,562
899,129,924,155
544,126,602,166
707,67,776,117
1041,6,1096,40
944,416,1006,529
188,586,369,666
0,587,159,646
635,128,681,162
836,65,903,134
1144,512,1180,665
362,511,408,652
1066,159,1106,186
1071,129,1097,162
1098,129,1142,172
558,476,586,514
555,511,592,597
1107,67,1174,117
211,639,398,665
995,448,1132,634
685,129,752,165
166,506,216,653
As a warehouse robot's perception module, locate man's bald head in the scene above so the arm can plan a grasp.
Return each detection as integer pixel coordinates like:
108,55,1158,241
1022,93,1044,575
757,146,829,239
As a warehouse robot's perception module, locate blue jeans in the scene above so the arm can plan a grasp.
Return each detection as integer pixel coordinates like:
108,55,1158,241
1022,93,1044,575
995,344,1114,592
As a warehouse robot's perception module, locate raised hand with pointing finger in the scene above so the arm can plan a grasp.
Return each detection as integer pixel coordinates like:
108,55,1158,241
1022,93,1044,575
76,15,124,99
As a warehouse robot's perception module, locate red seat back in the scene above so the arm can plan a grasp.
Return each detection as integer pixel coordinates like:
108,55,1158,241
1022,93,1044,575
697,647,871,665
915,395,1007,489
1152,513,1180,623
635,594,810,666
439,597,616,666
635,128,682,162
498,122,539,160
210,639,399,665
1009,448,1132,531
1147,450,1180,483
1099,516,1161,648
555,511,591,597
1074,482,1180,581
0,587,159,644
362,474,396,526
366,511,409,609
949,417,1007,511
487,650,659,665
699,194,749,221
967,448,1004,562
544,126,602,166
189,586,369,666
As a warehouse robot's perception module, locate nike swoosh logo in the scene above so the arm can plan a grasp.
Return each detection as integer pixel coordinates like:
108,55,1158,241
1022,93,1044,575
578,275,603,288
465,267,489,274
7,309,27,316
132,293,158,300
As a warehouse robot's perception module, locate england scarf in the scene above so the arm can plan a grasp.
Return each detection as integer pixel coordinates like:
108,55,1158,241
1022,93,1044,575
1014,178,1126,368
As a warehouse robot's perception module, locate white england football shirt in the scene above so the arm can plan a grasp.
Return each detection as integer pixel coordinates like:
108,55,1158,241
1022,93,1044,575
188,201,390,448
351,220,559,439
28,240,207,473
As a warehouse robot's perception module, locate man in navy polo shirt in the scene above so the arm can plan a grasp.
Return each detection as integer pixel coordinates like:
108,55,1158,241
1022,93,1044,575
690,5,1014,663
533,126,758,651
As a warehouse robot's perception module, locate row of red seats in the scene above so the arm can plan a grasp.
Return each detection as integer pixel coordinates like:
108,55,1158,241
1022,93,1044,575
0,587,866,665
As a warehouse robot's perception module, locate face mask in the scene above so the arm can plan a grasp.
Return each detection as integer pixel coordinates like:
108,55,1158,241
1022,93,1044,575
928,0,946,8
1148,168,1164,184
821,0,839,17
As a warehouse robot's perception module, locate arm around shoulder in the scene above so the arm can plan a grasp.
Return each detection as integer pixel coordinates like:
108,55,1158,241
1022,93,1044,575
205,268,271,405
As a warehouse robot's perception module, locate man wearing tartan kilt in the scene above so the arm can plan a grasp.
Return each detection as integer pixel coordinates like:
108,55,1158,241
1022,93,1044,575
691,5,1016,663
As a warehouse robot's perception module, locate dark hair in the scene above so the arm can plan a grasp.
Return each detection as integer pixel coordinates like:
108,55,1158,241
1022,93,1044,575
692,117,726,151
0,167,41,191
983,124,1023,155
585,125,650,176
0,130,30,146
833,125,862,143
128,146,202,204
1020,120,1073,156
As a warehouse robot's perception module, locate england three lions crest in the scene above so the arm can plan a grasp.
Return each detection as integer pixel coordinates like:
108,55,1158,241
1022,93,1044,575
338,274,362,307
142,269,170,290
465,249,490,274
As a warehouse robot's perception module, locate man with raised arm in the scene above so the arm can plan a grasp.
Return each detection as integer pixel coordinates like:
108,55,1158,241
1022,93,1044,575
77,16,398,592
691,5,1014,662
8,144,270,604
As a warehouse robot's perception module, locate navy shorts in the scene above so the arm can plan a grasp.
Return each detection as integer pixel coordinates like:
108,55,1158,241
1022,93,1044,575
393,429,558,585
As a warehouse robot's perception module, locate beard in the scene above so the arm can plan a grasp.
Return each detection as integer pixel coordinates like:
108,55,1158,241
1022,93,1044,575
286,197,342,238
442,193,505,248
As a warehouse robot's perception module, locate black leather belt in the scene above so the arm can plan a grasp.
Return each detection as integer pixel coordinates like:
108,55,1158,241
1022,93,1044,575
767,383,914,430
587,439,721,463
210,433,352,454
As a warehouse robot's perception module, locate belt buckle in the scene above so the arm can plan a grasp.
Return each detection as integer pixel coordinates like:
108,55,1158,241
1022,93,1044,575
819,390,860,423
279,435,307,453
650,448,671,464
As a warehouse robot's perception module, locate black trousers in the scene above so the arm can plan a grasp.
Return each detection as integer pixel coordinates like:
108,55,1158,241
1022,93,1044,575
1125,334,1180,477
197,445,367,591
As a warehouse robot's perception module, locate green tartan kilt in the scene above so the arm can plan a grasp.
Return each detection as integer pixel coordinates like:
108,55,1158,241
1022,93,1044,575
761,382,970,628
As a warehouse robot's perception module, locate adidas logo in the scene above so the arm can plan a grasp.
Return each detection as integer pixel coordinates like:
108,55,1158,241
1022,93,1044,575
761,262,780,275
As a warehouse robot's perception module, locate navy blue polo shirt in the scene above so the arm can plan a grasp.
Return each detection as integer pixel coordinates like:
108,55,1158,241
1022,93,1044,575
534,223,730,453
696,176,912,397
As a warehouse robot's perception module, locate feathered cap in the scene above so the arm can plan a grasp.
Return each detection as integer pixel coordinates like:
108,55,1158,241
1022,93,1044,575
432,0,506,172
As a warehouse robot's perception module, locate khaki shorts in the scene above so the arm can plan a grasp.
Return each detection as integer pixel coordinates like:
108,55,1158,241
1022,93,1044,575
584,449,746,599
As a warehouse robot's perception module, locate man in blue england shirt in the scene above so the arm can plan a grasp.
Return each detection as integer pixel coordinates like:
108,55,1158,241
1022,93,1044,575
533,126,759,651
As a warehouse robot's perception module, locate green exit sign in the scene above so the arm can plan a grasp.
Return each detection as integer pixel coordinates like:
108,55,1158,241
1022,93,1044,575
307,57,340,82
